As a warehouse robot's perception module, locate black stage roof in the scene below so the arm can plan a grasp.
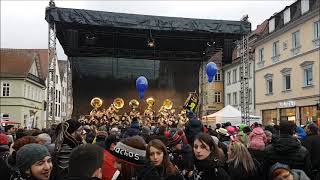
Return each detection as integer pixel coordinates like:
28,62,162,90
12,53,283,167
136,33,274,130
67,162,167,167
46,7,251,61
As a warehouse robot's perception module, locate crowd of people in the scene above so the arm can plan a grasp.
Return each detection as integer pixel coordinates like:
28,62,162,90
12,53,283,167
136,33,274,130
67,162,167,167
0,112,319,180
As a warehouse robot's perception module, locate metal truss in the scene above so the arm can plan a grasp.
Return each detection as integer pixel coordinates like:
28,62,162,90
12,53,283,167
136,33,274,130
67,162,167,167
239,35,250,125
46,0,57,126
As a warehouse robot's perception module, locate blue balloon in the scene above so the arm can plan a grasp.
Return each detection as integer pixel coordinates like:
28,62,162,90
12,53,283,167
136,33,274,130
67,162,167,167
136,76,148,99
206,62,217,83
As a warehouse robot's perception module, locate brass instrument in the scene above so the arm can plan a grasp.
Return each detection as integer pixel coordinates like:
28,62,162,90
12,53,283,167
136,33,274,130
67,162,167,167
144,97,155,117
90,97,103,109
129,99,139,109
163,99,173,110
113,98,124,110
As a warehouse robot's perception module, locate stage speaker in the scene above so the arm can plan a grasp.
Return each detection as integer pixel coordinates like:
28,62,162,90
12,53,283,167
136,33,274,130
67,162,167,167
223,39,234,65
65,29,79,49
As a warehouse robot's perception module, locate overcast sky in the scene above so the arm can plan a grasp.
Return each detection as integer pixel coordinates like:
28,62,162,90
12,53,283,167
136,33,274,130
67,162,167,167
1,0,295,60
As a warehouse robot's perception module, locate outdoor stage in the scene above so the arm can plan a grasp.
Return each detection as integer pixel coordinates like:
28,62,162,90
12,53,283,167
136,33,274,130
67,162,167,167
46,6,250,117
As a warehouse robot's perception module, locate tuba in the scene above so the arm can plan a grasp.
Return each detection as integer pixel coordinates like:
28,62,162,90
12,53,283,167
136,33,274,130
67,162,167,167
129,99,140,117
113,98,124,110
144,97,155,117
90,97,103,109
163,99,173,110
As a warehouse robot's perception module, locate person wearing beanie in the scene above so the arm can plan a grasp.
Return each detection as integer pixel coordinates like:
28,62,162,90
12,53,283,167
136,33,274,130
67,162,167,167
102,135,120,180
270,162,310,180
167,131,194,179
122,119,140,138
15,143,52,180
264,120,312,178
67,144,104,180
112,136,146,180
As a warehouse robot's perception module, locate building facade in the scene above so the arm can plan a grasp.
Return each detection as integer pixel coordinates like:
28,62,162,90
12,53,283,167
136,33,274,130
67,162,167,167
199,51,224,118
0,49,48,128
254,0,320,125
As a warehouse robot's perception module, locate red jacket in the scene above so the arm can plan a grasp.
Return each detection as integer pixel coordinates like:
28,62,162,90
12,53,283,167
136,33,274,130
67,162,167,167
102,150,117,180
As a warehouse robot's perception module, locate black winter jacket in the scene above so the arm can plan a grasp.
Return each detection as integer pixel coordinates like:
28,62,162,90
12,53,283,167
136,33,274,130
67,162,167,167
263,134,311,177
302,134,320,170
170,144,194,172
137,162,184,180
227,159,262,180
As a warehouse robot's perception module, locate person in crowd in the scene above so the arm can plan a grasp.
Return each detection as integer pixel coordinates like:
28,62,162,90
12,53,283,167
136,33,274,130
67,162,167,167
264,120,311,178
216,128,231,146
51,119,82,180
5,125,16,145
111,136,146,180
150,125,168,145
184,113,203,145
138,139,183,180
140,126,151,143
226,141,260,180
264,130,272,145
191,133,230,180
15,143,53,180
67,144,104,180
248,126,267,150
167,130,194,179
302,123,320,179
37,133,55,154
294,126,306,141
15,129,28,140
102,134,120,180
270,162,310,180
122,118,140,138
0,132,11,180
95,131,108,148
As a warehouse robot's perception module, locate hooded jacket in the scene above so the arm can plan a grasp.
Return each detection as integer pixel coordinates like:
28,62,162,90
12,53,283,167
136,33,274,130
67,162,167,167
184,118,203,145
248,127,267,150
264,134,311,177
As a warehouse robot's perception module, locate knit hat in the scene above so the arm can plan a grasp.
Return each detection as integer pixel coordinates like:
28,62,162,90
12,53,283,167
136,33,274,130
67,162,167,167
0,133,8,145
226,126,236,135
113,136,146,165
66,119,81,134
167,131,182,147
69,144,104,177
270,162,292,178
16,144,50,172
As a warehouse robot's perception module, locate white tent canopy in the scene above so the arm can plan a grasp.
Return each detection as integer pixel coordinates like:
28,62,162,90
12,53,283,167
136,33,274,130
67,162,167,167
202,105,261,126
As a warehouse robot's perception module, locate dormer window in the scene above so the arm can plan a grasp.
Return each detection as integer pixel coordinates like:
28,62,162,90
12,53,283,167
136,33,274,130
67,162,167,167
284,8,291,24
301,0,309,14
269,18,275,33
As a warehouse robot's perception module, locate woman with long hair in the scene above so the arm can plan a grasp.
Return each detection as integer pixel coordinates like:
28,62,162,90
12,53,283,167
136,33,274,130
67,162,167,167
138,139,183,180
191,133,230,180
227,141,260,180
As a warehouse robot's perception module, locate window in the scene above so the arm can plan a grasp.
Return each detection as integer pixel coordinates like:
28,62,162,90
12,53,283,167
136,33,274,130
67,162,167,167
315,21,320,39
214,92,221,103
248,88,252,104
23,115,28,127
304,67,313,86
301,61,314,87
272,41,280,63
233,92,237,105
314,21,320,47
56,75,59,83
215,70,221,81
232,69,237,83
292,31,300,48
269,18,275,33
248,63,252,78
55,104,58,116
284,8,291,24
301,0,309,14
267,79,273,94
24,84,26,97
258,48,264,62
227,93,231,105
55,90,58,102
2,83,10,97
27,86,30,98
283,73,291,90
58,105,60,117
265,74,273,95
227,72,231,85
58,91,61,103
